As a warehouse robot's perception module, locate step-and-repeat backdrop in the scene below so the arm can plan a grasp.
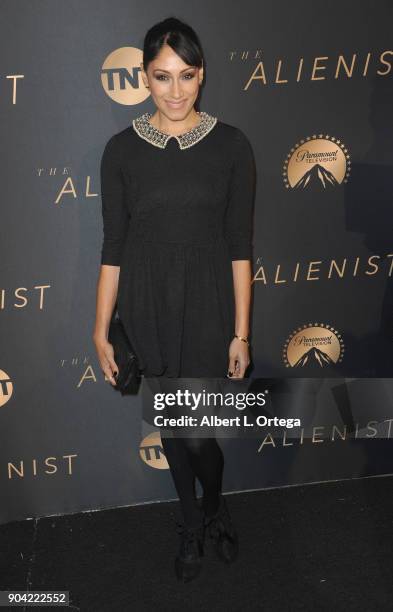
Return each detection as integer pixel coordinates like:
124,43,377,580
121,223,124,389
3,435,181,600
1,1,393,524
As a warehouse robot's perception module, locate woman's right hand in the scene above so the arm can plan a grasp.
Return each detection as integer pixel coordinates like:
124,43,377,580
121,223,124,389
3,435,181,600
93,335,119,386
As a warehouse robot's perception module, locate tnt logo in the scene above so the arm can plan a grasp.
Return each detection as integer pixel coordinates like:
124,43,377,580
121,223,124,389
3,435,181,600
0,369,13,407
101,47,150,106
139,432,169,470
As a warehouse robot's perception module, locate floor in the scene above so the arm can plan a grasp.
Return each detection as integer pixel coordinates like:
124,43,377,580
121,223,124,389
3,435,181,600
1,474,393,611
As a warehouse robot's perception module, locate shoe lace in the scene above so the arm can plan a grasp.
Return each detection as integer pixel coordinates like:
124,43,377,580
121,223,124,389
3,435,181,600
205,500,233,539
175,521,203,556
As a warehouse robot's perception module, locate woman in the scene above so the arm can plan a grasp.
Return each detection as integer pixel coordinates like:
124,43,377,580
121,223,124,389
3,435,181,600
93,16,256,583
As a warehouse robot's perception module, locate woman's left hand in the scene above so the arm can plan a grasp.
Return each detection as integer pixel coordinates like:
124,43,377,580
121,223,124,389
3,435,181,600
227,337,250,378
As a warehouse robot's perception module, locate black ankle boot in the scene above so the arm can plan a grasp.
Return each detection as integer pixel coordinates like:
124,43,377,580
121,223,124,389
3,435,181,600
204,495,239,564
174,520,205,582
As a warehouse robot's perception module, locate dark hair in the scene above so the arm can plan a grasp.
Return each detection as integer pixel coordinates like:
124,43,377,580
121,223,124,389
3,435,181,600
143,17,204,72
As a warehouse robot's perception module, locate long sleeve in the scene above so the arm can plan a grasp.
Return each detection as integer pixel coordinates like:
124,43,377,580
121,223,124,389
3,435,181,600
224,128,256,261
100,135,129,266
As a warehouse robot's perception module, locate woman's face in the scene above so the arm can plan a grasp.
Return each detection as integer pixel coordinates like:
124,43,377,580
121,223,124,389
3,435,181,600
141,43,203,119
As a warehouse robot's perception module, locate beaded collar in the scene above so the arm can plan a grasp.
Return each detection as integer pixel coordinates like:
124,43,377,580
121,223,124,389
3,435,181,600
132,111,218,149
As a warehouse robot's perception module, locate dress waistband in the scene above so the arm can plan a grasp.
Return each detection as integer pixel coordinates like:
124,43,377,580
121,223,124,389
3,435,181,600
129,226,227,248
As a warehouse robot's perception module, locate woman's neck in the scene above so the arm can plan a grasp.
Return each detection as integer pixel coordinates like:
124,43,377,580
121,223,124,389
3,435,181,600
148,109,201,136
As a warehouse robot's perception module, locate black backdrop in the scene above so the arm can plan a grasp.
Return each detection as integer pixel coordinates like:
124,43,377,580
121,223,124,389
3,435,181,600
1,0,393,524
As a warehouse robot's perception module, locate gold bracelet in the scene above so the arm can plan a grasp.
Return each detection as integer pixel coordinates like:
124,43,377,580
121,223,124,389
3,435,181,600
234,334,249,346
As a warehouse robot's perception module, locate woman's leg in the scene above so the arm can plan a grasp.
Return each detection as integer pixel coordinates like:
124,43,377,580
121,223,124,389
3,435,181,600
158,376,224,522
180,435,224,518
159,432,204,528
161,433,224,522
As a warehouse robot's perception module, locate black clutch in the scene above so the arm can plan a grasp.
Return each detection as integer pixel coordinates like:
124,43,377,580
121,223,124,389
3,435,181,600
108,306,141,395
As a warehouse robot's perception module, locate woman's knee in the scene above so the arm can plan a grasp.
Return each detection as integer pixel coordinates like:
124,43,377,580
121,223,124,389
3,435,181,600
181,436,215,455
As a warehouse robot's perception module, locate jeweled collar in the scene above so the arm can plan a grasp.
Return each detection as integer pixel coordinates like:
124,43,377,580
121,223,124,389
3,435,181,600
132,111,218,149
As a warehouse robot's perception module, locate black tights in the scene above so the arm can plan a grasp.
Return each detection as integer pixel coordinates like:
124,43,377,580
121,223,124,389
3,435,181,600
147,376,225,528
160,433,224,527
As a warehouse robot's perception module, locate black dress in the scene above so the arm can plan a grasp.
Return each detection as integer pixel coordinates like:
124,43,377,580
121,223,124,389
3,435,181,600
100,111,256,378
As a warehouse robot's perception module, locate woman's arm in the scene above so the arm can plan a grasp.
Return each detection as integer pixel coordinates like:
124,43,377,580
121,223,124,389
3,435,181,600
93,135,129,386
224,128,256,378
93,265,120,386
228,260,252,378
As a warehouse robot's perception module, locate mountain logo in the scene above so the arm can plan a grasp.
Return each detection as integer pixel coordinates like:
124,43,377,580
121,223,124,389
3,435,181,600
283,323,345,368
283,135,351,189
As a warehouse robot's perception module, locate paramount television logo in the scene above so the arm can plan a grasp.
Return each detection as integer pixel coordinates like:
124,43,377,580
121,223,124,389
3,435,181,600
283,323,345,368
283,134,351,189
